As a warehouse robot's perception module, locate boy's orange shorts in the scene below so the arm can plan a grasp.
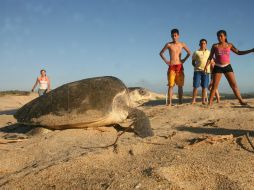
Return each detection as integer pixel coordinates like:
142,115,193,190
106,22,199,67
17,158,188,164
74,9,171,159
167,64,184,87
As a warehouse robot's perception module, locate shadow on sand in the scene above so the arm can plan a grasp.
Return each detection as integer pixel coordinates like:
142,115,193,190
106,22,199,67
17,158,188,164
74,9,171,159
177,126,254,153
0,123,37,134
142,98,194,106
230,105,254,109
222,93,254,100
177,126,254,137
0,109,18,115
141,95,254,108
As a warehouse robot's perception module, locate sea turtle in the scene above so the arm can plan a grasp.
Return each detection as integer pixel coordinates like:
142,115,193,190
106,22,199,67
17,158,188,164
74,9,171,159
14,76,153,137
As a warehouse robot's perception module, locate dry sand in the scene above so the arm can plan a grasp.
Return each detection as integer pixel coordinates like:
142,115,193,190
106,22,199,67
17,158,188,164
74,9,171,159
1,92,254,189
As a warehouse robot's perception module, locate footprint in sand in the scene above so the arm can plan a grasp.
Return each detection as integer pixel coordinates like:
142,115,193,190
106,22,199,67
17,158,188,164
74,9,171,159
202,119,220,128
155,164,242,190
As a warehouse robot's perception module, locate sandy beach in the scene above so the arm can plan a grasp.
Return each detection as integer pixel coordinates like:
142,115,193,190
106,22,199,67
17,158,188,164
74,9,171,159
1,92,254,189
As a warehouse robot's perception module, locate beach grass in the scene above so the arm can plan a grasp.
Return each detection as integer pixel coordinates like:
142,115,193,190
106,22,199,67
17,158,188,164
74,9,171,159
0,90,30,97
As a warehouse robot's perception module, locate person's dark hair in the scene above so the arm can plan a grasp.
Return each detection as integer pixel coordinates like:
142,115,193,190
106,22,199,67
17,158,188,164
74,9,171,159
40,69,46,75
199,39,207,44
171,28,179,35
217,30,228,42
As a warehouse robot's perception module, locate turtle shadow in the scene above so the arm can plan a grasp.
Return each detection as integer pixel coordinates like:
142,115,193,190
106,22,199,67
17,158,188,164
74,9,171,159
0,109,18,115
0,123,38,134
111,124,134,133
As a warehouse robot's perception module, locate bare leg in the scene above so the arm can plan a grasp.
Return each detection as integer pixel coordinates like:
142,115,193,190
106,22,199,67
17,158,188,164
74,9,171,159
192,88,198,104
205,90,208,103
178,86,183,104
167,86,174,106
202,88,207,104
224,72,246,105
209,73,222,106
215,90,220,103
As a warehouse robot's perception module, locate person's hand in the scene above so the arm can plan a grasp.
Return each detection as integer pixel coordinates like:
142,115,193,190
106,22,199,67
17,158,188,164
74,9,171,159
204,65,208,73
208,83,212,91
31,89,34,92
166,60,171,66
46,89,50,93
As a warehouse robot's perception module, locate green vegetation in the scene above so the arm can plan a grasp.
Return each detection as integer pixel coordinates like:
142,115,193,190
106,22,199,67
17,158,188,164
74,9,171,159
0,90,30,97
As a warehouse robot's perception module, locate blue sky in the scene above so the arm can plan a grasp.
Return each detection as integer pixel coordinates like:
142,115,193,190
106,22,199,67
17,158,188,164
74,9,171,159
1,0,254,93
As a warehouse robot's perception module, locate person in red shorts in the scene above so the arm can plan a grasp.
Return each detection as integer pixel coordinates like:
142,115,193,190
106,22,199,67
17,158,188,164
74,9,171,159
160,28,191,106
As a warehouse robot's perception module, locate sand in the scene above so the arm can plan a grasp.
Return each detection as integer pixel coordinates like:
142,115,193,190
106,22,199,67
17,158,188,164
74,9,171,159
1,92,254,189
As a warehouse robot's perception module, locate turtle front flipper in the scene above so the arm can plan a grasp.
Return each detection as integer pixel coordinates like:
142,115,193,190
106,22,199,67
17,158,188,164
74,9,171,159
128,108,154,138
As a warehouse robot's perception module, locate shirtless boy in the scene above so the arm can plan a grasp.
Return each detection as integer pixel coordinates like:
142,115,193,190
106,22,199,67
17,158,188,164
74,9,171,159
160,28,191,106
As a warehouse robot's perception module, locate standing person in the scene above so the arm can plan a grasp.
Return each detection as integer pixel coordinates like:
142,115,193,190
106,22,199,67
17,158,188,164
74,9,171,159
31,69,51,96
209,61,220,103
160,28,191,106
192,39,211,104
205,30,254,106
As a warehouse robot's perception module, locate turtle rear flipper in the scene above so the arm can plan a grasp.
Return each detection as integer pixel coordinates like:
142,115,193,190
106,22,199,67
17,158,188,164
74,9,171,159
128,108,154,138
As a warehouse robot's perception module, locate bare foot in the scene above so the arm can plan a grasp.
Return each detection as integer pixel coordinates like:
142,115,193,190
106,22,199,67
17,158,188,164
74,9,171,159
207,104,214,109
240,101,248,106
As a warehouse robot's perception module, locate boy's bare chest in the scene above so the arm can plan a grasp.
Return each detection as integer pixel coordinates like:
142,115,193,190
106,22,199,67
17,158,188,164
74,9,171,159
168,45,182,54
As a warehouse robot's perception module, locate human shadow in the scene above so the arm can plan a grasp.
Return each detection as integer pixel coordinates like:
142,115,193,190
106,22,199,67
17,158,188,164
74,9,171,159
177,126,254,152
230,105,254,109
177,126,254,137
142,97,194,106
141,95,254,108
142,99,166,106
235,137,254,153
221,93,254,100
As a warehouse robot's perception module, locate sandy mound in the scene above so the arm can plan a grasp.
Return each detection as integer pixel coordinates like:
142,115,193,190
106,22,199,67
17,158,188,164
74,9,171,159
1,91,254,189
0,93,38,112
156,164,242,190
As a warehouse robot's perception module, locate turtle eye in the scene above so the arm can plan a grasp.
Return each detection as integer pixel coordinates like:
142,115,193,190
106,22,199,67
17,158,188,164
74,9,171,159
138,89,146,95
